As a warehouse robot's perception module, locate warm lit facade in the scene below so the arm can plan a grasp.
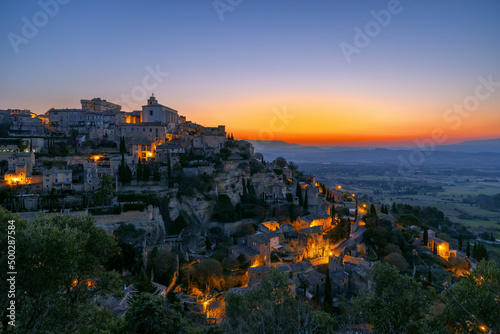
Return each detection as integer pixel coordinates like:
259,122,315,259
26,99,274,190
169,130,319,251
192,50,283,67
426,230,452,260
4,163,27,186
131,138,158,162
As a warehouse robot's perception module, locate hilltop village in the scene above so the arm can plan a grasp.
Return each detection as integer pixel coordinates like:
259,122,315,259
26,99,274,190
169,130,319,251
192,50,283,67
0,97,486,329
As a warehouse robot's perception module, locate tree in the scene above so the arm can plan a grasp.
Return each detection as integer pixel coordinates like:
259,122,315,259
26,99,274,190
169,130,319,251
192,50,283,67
473,242,488,261
324,269,333,310
458,233,463,251
433,242,438,254
350,263,435,334
125,293,182,334
167,156,173,188
68,129,79,153
143,162,150,181
382,252,408,271
0,209,121,333
92,174,114,206
137,158,143,180
398,214,421,227
119,137,126,156
225,270,335,334
440,260,500,333
466,240,470,257
133,269,157,295
296,182,303,206
153,163,161,182
119,155,132,183
287,161,299,171
391,202,397,213
325,218,350,243
303,190,309,212
275,156,287,169
369,204,377,215
423,228,428,247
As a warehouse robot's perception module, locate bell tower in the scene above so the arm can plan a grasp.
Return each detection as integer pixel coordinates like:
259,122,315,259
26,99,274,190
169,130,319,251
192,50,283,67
147,93,158,105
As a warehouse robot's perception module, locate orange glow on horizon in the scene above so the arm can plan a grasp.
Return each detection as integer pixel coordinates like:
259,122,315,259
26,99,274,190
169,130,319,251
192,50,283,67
183,94,499,147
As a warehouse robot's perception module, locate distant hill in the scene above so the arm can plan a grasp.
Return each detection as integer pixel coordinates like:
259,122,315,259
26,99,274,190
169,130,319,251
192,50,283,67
436,138,500,153
247,138,500,168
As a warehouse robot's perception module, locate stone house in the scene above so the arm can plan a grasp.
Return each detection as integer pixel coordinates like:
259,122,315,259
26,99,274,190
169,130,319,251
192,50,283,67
248,233,271,266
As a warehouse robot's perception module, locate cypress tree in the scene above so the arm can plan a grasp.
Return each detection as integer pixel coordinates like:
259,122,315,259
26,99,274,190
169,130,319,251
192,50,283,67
133,270,157,295
143,162,150,181
423,228,428,247
458,233,463,251
370,204,377,215
167,156,173,188
391,202,397,213
466,240,470,257
427,267,432,283
433,242,437,254
303,191,309,211
119,137,126,156
324,269,333,309
296,183,303,206
136,158,143,181
242,178,247,197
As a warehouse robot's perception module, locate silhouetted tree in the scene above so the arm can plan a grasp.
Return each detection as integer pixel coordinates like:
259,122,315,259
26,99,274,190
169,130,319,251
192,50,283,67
458,233,463,251
167,156,173,188
119,137,126,156
370,204,377,215
391,202,397,213
303,191,308,212
137,159,143,181
324,269,332,309
423,228,428,247
466,240,470,257
296,183,303,206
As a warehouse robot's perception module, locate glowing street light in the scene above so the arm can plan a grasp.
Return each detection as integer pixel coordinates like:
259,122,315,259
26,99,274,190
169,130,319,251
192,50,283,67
478,325,488,333
336,185,341,190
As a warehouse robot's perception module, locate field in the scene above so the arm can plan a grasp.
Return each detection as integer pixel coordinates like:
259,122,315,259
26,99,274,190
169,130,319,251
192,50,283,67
302,163,500,239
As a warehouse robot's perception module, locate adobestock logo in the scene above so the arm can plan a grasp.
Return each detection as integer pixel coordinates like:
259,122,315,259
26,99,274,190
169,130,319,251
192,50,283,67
7,0,71,54
213,0,243,22
115,65,169,111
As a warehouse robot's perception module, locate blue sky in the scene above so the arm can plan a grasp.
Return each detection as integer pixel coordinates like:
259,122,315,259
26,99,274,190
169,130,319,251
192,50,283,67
1,0,499,145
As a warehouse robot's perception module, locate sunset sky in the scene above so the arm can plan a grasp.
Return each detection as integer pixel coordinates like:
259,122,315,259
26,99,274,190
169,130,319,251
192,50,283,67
1,1,499,146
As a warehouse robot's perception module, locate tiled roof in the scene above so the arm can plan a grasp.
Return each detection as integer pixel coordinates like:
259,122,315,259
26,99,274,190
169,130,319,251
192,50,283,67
299,269,326,285
289,261,313,273
299,226,323,234
249,233,270,244
249,265,271,274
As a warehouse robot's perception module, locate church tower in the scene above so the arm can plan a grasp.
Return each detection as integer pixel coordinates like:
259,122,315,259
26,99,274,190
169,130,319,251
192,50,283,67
147,93,158,105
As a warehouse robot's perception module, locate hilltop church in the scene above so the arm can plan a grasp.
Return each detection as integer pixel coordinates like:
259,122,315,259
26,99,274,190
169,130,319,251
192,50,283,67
141,93,179,127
